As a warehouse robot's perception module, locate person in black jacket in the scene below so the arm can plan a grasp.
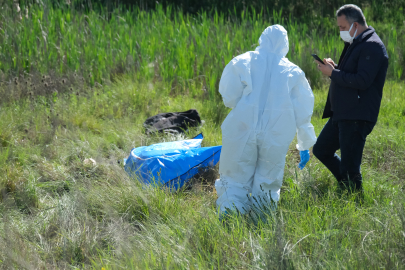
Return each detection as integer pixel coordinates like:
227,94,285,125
313,4,388,192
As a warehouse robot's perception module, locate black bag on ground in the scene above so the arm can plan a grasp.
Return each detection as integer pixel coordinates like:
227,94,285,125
143,109,202,135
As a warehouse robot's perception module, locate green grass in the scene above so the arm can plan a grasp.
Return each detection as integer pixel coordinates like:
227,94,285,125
1,1,405,269
0,77,404,268
1,0,404,100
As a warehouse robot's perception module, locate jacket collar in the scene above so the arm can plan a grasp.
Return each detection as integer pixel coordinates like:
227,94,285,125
353,26,375,43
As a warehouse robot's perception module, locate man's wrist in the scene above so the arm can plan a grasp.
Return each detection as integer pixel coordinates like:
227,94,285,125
330,69,338,79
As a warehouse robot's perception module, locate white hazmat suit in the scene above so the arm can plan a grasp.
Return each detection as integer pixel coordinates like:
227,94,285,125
215,25,317,214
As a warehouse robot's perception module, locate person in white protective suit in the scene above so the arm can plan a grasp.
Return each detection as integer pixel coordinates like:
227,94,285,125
215,25,317,215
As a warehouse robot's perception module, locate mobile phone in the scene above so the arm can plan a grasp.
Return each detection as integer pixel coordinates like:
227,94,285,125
311,54,324,65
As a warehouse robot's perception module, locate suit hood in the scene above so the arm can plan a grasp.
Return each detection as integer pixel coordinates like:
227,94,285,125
256,25,289,57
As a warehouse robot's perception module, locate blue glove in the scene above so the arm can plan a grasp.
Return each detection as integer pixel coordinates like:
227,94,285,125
298,150,310,170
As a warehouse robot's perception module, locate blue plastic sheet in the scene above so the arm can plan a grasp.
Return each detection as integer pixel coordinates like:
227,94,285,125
124,134,222,190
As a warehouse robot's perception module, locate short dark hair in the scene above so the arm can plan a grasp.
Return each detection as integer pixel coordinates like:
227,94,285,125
336,4,366,26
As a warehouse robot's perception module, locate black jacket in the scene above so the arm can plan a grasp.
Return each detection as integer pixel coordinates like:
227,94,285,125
322,27,388,122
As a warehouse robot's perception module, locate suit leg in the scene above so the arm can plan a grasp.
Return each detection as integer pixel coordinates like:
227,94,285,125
216,132,258,214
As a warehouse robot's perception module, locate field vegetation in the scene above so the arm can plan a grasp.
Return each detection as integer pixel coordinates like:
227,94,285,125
1,0,405,269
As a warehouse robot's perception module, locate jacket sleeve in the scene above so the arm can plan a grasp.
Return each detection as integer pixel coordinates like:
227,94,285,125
330,43,385,90
219,58,249,109
290,72,317,151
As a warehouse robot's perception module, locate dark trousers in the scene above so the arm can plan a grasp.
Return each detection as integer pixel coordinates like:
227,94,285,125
313,117,375,189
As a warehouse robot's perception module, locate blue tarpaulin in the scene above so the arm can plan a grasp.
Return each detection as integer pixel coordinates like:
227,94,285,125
124,134,222,190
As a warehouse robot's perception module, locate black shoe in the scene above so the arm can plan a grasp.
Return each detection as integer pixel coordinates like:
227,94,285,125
338,173,363,192
349,173,363,193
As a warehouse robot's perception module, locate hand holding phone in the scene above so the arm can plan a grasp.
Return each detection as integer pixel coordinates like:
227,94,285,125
314,54,335,77
311,54,324,65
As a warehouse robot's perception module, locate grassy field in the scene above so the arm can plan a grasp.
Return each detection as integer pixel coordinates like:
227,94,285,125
1,1,405,269
1,1,404,98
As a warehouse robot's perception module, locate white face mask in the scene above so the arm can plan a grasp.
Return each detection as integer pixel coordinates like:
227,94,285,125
340,23,358,43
